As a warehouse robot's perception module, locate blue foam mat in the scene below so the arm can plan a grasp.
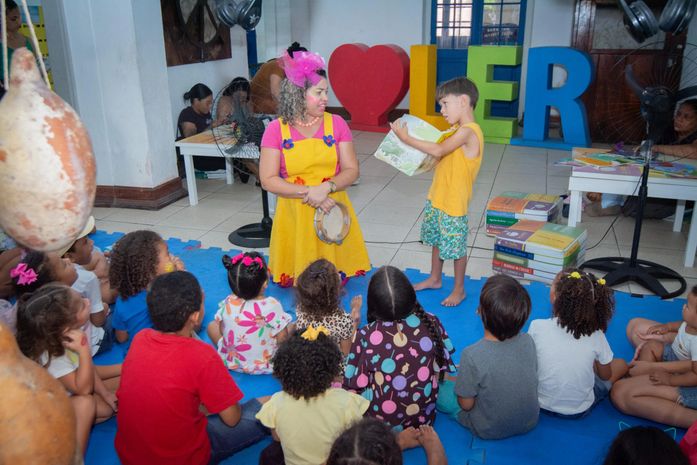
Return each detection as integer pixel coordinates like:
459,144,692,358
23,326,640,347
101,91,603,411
87,231,686,465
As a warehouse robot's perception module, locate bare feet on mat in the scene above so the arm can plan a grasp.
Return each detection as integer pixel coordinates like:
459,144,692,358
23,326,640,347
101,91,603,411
396,427,421,450
419,425,448,465
441,289,466,307
414,277,442,291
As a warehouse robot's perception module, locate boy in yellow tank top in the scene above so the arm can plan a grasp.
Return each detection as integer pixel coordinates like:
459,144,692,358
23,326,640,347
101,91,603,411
390,77,483,306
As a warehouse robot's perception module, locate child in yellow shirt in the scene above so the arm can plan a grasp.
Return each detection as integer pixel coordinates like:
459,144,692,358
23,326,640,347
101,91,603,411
391,77,483,306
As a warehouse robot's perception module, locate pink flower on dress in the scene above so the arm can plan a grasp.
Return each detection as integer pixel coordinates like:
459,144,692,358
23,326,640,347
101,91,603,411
238,302,276,336
220,329,252,364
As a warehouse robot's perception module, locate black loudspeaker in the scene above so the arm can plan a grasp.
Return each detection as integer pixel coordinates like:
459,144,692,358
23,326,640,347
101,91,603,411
618,0,697,43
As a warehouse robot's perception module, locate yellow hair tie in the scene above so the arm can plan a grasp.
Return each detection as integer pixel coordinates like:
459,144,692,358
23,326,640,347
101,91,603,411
301,325,330,341
568,271,582,279
597,278,606,286
163,262,176,273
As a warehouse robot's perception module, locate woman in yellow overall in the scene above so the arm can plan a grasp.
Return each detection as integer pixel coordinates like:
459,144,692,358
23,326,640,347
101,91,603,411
259,50,370,286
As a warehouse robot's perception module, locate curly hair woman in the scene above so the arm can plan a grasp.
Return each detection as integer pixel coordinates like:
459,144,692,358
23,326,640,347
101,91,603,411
528,268,628,418
258,48,370,287
343,266,456,430
256,328,369,465
108,230,184,348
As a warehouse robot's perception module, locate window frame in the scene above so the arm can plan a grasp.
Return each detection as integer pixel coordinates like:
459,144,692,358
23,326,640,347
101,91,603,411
431,0,527,48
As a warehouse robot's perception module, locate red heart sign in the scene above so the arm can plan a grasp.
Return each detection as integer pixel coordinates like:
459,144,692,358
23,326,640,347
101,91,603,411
328,44,410,132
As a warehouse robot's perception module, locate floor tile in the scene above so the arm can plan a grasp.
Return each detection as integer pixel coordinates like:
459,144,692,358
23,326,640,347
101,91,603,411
102,204,184,225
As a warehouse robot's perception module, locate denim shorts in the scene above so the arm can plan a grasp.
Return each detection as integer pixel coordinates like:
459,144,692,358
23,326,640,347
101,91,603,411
541,376,611,419
679,386,697,409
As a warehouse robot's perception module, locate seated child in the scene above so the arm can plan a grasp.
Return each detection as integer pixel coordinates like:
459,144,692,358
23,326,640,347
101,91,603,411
116,271,268,465
529,269,628,418
439,274,538,439
612,285,697,428
343,266,456,430
257,328,369,465
625,286,697,376
16,284,120,456
295,259,362,355
207,252,291,374
109,230,184,349
327,418,448,465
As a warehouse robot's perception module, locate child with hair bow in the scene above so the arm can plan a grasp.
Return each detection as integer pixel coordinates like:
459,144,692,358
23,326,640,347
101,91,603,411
207,251,291,374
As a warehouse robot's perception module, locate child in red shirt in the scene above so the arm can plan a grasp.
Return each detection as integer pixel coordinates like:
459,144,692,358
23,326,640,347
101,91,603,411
115,271,268,465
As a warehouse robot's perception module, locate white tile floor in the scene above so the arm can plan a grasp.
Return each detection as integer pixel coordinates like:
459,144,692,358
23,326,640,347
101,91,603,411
93,130,697,299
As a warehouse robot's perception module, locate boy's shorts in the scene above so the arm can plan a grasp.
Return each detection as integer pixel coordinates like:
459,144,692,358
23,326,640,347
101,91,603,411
421,201,468,260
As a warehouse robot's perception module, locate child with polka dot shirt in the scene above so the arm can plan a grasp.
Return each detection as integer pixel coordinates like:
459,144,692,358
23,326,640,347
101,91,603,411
343,266,456,430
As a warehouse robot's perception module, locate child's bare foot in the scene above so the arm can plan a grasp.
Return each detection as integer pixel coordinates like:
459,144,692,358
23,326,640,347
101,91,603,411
414,277,442,291
441,289,466,307
396,427,421,450
418,425,447,465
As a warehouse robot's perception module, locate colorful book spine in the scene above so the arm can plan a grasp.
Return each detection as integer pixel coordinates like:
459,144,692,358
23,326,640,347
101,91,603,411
493,251,585,274
494,238,584,260
492,265,555,284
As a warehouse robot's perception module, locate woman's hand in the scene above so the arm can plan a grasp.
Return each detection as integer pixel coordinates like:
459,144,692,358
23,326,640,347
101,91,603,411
302,184,333,211
390,119,409,142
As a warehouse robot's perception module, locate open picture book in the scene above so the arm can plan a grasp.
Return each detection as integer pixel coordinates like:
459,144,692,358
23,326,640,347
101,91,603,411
373,114,456,176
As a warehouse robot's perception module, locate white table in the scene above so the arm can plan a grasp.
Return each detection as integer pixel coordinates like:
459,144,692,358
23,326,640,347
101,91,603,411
174,129,259,205
567,164,697,267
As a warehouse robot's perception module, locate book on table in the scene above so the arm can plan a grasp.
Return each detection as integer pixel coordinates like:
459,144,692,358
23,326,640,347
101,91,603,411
373,114,456,176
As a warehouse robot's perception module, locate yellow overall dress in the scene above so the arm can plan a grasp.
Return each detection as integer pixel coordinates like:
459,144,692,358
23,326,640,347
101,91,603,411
270,113,371,285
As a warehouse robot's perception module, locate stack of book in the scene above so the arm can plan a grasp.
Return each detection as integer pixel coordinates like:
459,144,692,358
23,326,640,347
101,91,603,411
492,220,587,284
486,192,563,236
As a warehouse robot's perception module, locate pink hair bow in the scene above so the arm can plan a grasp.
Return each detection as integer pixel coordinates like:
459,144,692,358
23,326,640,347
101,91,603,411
10,263,38,285
231,253,264,267
279,50,326,88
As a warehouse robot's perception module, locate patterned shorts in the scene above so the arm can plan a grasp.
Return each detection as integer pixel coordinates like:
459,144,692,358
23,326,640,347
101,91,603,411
420,201,468,260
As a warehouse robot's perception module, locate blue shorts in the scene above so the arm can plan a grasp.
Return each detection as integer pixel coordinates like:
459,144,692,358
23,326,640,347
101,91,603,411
541,376,611,419
663,343,679,362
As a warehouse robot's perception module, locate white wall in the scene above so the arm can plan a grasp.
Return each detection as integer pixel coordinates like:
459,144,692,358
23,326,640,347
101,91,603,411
43,0,178,188
166,27,249,135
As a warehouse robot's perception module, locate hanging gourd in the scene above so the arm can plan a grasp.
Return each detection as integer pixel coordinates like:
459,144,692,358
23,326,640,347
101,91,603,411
0,47,96,252
0,323,78,464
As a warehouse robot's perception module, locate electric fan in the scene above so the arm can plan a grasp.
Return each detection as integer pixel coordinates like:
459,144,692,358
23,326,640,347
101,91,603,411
210,83,274,249
581,41,697,298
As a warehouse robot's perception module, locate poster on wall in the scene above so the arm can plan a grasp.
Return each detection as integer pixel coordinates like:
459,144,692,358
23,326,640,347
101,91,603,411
161,0,232,66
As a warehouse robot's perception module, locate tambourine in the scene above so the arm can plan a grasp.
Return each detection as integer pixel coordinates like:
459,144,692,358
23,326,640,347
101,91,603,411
314,202,351,245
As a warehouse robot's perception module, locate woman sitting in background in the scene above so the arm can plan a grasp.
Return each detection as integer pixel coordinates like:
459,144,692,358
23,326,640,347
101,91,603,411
176,83,226,173
214,77,252,126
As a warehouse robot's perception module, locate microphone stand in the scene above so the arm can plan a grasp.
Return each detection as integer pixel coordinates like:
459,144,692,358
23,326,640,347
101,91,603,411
580,140,686,299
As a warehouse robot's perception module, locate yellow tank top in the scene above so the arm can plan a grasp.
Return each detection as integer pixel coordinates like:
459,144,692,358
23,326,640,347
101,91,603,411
427,122,484,217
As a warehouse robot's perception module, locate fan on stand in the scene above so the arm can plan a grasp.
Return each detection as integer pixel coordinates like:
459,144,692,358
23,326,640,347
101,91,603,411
211,84,274,249
581,41,697,298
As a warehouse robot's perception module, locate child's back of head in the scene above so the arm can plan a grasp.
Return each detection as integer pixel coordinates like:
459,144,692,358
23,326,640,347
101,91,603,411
366,265,448,368
295,259,341,318
327,418,402,465
15,283,75,362
146,271,202,333
603,426,688,465
479,274,531,341
271,328,341,400
109,230,164,299
222,252,267,300
553,269,614,339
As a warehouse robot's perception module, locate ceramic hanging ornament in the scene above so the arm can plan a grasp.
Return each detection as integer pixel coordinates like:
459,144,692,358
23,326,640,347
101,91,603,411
0,47,96,252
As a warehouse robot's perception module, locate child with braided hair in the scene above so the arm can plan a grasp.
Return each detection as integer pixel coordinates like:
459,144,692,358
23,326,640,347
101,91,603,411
343,266,456,430
207,251,291,374
528,269,628,418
